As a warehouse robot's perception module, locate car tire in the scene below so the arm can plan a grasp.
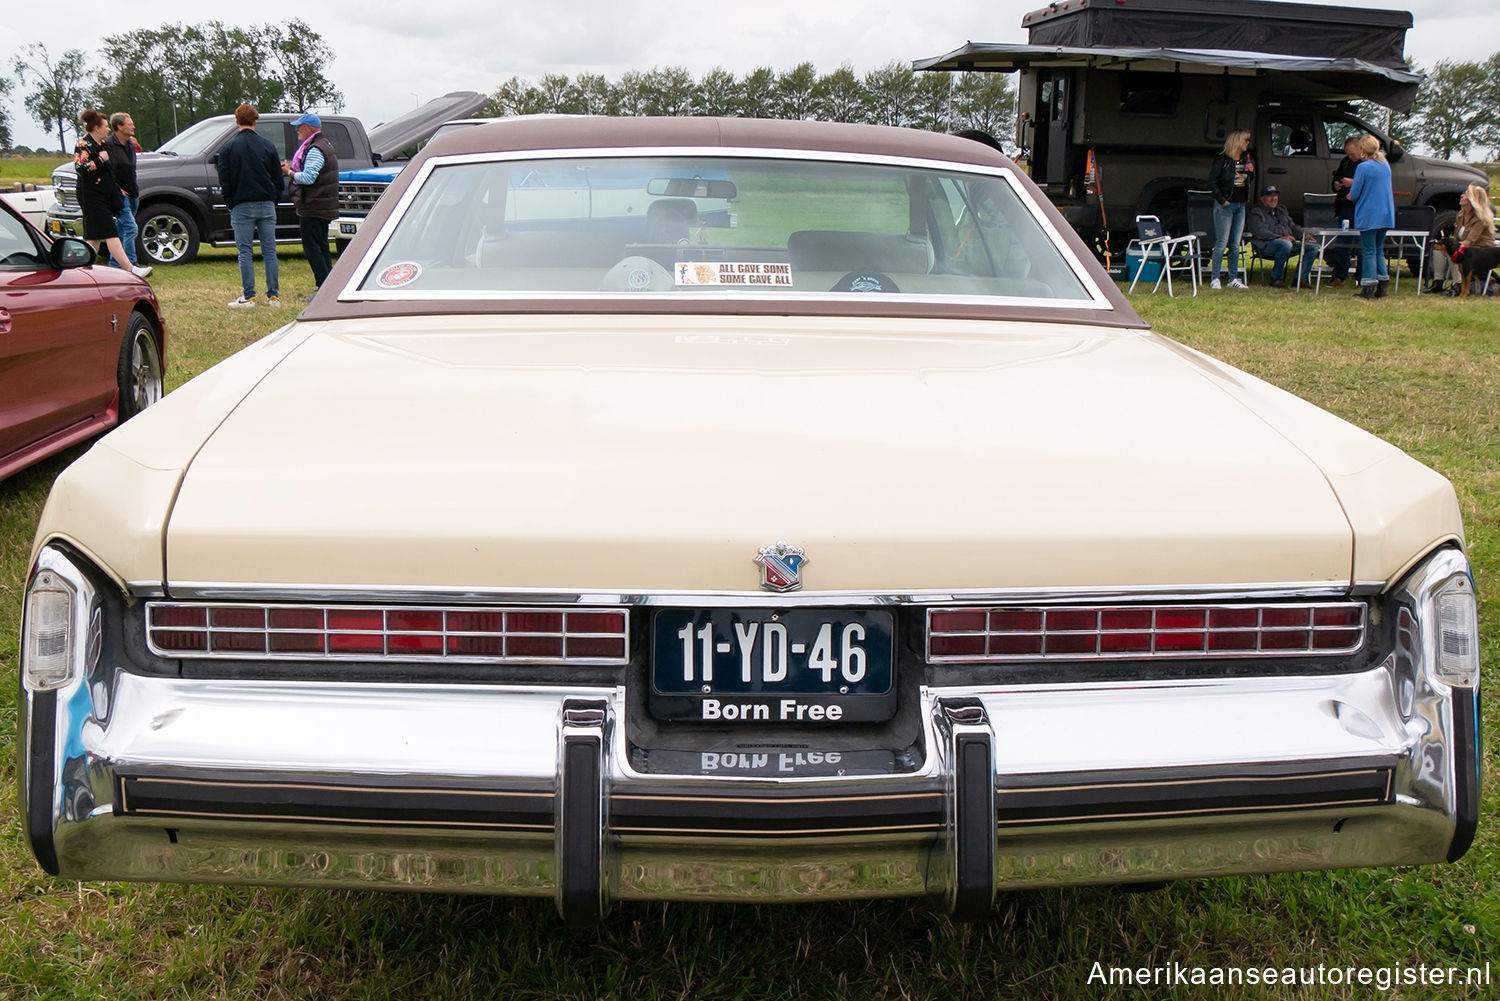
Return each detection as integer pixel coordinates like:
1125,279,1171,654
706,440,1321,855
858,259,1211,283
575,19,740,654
138,204,199,266
117,312,163,421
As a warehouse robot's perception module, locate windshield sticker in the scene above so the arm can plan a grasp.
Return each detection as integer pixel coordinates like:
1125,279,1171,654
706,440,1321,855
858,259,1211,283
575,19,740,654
376,262,422,289
676,262,794,287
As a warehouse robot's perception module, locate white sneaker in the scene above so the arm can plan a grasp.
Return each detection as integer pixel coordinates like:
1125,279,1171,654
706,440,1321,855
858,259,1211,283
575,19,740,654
1209,278,1222,290
266,295,282,307
228,295,257,309
131,264,152,279
1227,278,1249,289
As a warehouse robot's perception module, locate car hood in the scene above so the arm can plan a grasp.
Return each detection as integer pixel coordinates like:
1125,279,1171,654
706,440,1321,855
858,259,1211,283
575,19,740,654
367,91,489,162
157,314,1452,594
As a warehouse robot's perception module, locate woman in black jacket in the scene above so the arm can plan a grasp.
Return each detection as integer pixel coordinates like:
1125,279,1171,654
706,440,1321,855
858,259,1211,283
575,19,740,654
1208,129,1253,289
73,108,151,277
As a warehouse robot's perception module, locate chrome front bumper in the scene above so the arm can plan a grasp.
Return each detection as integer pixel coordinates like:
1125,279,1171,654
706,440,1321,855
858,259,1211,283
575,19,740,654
20,553,1480,919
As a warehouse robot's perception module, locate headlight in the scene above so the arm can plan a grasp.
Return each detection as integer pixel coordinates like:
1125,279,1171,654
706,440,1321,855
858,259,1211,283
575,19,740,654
21,549,99,692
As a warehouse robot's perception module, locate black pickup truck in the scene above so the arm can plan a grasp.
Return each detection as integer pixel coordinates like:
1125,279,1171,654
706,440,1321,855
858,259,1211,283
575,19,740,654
45,93,485,266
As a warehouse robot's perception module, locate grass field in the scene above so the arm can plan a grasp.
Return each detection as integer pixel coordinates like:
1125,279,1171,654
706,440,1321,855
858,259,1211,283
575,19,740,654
0,156,68,188
0,256,1495,1000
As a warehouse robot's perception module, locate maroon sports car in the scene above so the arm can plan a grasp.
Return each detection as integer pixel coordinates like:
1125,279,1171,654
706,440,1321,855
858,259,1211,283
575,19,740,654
0,197,165,482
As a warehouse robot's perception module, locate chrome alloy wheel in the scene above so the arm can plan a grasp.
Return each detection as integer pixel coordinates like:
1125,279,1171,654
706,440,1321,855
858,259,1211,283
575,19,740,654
140,212,191,264
127,326,163,414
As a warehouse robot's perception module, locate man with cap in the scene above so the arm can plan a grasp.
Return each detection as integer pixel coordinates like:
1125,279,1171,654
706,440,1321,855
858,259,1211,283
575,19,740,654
1246,184,1314,288
282,112,339,297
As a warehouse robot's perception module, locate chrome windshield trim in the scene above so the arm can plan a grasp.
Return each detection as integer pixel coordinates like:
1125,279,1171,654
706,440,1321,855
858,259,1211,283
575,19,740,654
336,146,1112,310
159,580,1357,606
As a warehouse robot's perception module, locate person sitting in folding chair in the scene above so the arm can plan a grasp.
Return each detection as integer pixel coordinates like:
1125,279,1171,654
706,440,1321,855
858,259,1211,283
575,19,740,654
1247,185,1315,288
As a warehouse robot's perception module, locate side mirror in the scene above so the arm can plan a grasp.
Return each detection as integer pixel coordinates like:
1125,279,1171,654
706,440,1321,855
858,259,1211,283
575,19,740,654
49,237,95,270
1387,142,1405,164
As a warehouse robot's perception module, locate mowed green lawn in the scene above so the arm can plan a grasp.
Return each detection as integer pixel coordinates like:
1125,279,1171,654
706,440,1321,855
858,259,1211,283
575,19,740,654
0,254,1495,1000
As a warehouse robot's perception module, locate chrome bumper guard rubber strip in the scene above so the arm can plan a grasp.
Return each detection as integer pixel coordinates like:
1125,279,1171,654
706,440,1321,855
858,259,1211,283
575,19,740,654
557,698,611,925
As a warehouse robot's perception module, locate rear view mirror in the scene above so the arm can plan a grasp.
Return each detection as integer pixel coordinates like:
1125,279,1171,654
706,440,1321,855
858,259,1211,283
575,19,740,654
49,237,95,269
647,177,738,200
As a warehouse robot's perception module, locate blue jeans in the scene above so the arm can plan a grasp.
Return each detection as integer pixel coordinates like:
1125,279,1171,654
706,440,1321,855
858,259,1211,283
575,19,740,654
1358,228,1389,285
1211,201,1245,280
1263,238,1313,282
230,201,279,298
105,195,139,267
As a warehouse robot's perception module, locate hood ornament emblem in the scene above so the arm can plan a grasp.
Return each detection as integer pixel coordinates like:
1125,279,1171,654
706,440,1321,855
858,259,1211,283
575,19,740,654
756,541,807,592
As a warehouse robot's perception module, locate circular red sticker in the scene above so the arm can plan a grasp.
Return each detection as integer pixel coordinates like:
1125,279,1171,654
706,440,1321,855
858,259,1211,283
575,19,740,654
376,261,422,288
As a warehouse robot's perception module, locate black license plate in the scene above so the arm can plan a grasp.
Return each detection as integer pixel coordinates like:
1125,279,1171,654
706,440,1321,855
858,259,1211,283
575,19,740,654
650,609,895,723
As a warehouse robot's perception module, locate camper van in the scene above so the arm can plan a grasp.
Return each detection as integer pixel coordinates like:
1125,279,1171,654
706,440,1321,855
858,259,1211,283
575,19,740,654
917,0,1486,254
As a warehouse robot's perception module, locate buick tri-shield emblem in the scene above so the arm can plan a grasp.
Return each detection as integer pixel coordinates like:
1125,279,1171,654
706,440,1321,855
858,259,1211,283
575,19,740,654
756,541,807,592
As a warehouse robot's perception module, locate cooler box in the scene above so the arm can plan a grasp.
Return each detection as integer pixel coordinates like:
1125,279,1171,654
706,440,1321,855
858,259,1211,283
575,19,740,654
1126,248,1163,283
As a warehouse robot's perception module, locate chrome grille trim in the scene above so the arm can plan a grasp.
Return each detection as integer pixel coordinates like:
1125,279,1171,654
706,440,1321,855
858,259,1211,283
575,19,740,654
145,602,630,664
926,602,1368,662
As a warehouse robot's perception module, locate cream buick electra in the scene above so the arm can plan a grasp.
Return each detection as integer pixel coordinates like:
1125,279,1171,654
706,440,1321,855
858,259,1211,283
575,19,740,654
19,117,1479,922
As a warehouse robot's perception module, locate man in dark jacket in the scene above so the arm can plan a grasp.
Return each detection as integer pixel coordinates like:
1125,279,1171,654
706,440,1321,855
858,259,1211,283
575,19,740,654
104,112,140,266
1246,185,1314,287
281,113,339,298
1323,136,1362,286
217,103,283,308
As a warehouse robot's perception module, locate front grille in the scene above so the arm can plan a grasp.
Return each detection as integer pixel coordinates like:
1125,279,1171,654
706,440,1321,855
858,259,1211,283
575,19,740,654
338,182,388,214
52,182,76,209
146,602,630,664
927,602,1366,662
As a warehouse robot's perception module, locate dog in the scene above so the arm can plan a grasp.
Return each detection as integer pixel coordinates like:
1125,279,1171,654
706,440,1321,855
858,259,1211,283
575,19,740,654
1441,235,1500,297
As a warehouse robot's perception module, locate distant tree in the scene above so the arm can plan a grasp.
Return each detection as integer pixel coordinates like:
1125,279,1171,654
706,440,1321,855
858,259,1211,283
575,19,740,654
697,67,740,117
1408,59,1491,159
739,67,777,119
96,28,178,148
494,75,545,116
913,71,952,132
0,75,12,149
12,43,93,152
813,65,866,123
640,66,695,117
269,20,344,113
863,61,915,128
774,62,818,120
951,72,1015,141
537,74,580,114
574,73,610,115
610,71,647,117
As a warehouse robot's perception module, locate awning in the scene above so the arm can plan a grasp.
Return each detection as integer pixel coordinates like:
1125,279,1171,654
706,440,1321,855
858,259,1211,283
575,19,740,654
912,43,1422,110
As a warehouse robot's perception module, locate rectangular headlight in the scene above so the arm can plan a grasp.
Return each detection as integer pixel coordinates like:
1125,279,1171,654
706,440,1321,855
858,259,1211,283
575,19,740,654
23,569,77,691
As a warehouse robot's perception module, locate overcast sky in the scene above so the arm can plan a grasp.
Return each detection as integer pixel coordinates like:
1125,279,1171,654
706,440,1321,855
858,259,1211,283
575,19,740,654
3,0,1494,150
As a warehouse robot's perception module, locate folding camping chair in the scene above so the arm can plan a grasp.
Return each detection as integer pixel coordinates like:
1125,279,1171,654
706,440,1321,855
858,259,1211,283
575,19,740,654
1127,214,1199,296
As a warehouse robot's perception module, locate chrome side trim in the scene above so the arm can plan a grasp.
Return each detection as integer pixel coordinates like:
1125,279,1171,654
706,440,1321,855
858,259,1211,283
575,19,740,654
158,580,1358,606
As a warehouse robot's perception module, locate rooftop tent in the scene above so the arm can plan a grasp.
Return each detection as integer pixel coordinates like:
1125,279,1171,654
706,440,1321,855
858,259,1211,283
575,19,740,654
1018,0,1413,69
911,43,1424,110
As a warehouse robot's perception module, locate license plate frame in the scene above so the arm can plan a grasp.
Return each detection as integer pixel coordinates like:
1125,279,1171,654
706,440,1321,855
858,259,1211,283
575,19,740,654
649,608,896,723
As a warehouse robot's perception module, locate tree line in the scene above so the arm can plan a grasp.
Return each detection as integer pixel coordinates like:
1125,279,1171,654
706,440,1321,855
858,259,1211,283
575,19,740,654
486,62,1015,138
2,21,341,152
1,24,1498,160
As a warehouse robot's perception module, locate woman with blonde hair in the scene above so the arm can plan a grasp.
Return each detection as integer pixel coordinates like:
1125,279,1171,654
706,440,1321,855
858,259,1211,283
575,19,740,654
1426,183,1495,295
72,108,151,277
1347,134,1394,298
1207,129,1254,289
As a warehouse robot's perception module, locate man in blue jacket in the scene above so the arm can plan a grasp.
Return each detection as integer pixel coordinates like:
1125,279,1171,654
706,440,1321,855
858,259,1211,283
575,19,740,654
216,103,283,308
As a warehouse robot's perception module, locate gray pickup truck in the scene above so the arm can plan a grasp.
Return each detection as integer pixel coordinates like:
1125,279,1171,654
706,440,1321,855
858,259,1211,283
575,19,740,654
45,93,484,266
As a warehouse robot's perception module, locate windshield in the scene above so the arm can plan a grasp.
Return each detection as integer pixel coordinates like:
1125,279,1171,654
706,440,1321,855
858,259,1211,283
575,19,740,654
352,154,1097,304
157,117,231,156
